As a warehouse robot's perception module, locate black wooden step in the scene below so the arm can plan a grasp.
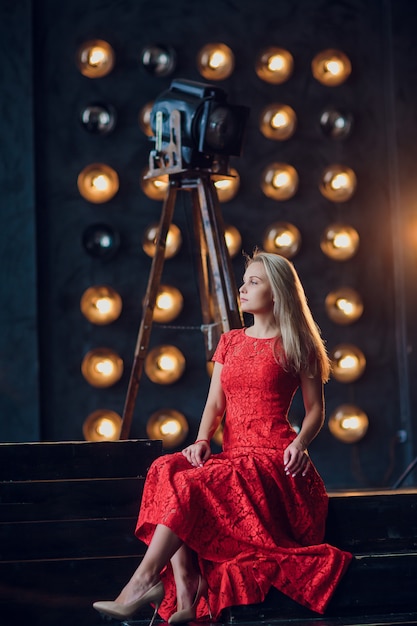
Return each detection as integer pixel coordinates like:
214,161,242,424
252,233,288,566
0,476,142,522
326,489,417,553
0,439,162,480
227,551,417,621
1,552,417,626
1,442,416,626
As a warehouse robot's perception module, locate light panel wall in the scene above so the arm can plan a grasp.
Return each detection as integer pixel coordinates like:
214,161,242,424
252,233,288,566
1,0,416,489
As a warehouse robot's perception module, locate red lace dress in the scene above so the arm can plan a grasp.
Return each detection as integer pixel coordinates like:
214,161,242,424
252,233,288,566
135,328,352,620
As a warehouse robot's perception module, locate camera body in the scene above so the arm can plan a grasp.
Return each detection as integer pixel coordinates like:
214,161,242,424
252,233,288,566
149,79,249,171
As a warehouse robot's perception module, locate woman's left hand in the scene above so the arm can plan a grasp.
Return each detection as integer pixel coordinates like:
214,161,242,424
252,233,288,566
283,442,310,477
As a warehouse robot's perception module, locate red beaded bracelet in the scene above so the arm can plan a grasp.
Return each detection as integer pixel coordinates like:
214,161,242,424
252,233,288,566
194,439,210,445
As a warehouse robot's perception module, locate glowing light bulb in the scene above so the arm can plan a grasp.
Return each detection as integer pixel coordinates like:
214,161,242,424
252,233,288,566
147,408,189,448
95,297,112,314
333,232,351,249
83,409,122,441
328,404,369,443
339,354,359,370
96,418,118,438
331,173,350,190
145,345,185,384
90,47,105,66
161,419,182,436
273,171,291,188
157,293,174,311
325,287,363,324
312,49,351,86
330,343,366,382
275,232,294,247
259,104,297,141
157,355,176,372
95,359,114,377
268,54,285,71
263,221,301,259
92,174,109,192
255,47,294,84
197,43,235,80
336,298,354,315
261,163,298,200
209,50,226,68
341,416,361,430
77,164,119,203
76,40,115,78
271,111,289,128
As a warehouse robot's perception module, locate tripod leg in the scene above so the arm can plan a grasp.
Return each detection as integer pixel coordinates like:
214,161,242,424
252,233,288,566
196,175,243,337
191,196,219,358
120,180,178,440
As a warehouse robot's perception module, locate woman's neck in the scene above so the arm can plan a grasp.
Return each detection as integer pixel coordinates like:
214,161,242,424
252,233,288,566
246,316,280,339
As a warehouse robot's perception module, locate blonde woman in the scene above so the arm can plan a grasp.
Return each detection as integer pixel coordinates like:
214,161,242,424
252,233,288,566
94,251,352,624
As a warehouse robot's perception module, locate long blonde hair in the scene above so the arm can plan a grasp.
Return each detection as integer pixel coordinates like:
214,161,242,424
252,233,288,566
246,251,330,382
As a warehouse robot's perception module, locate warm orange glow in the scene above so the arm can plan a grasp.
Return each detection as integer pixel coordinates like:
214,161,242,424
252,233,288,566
138,101,154,137
255,47,294,84
312,49,352,86
325,287,364,325
145,345,186,385
330,343,366,382
76,40,115,78
263,222,302,259
77,163,119,203
141,168,169,200
320,164,357,202
80,285,122,325
197,43,235,80
83,410,122,441
81,348,124,388
259,104,297,140
153,285,184,323
329,404,369,443
224,225,242,258
142,222,182,259
147,408,189,448
261,163,299,200
320,223,359,261
213,168,240,202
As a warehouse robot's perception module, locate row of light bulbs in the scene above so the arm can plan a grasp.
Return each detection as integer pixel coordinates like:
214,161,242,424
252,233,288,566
79,270,367,448
81,100,353,141
77,39,351,86
76,161,357,204
77,39,367,448
82,402,368,447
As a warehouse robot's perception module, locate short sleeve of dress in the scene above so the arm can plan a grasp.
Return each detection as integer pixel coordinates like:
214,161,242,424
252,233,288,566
212,332,227,364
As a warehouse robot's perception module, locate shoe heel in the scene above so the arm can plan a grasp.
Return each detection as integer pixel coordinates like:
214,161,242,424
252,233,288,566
148,604,159,626
204,594,213,620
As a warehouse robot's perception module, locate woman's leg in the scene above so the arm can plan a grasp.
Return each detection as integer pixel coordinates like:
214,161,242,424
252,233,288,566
115,524,183,604
170,544,201,611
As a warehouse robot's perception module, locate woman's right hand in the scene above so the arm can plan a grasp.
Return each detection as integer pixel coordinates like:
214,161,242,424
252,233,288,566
182,440,211,467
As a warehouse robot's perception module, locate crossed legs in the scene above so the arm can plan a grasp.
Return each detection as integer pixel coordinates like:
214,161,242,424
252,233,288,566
114,523,200,612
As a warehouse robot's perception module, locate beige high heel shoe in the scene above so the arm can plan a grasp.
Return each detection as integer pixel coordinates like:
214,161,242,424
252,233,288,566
168,576,212,624
93,580,165,625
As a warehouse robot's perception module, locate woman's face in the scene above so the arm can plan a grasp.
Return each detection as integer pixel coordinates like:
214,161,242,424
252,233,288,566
239,261,274,315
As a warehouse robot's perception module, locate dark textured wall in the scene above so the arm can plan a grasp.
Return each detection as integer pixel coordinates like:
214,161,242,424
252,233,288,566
1,0,417,489
0,0,40,441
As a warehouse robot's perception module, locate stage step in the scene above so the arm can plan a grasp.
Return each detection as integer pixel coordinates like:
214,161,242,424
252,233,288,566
0,442,416,626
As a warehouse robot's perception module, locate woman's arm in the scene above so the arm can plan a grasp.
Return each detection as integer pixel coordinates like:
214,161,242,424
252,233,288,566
182,361,226,467
283,370,325,477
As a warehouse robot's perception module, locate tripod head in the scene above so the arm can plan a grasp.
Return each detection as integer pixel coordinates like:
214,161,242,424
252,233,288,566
147,78,249,178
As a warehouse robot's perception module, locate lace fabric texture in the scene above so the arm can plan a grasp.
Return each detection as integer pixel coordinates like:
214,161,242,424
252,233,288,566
136,328,353,620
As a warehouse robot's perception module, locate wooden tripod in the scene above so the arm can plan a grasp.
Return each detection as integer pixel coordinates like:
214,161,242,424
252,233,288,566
119,171,243,440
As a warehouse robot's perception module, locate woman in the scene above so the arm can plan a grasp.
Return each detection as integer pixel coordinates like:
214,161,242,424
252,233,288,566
93,251,353,624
